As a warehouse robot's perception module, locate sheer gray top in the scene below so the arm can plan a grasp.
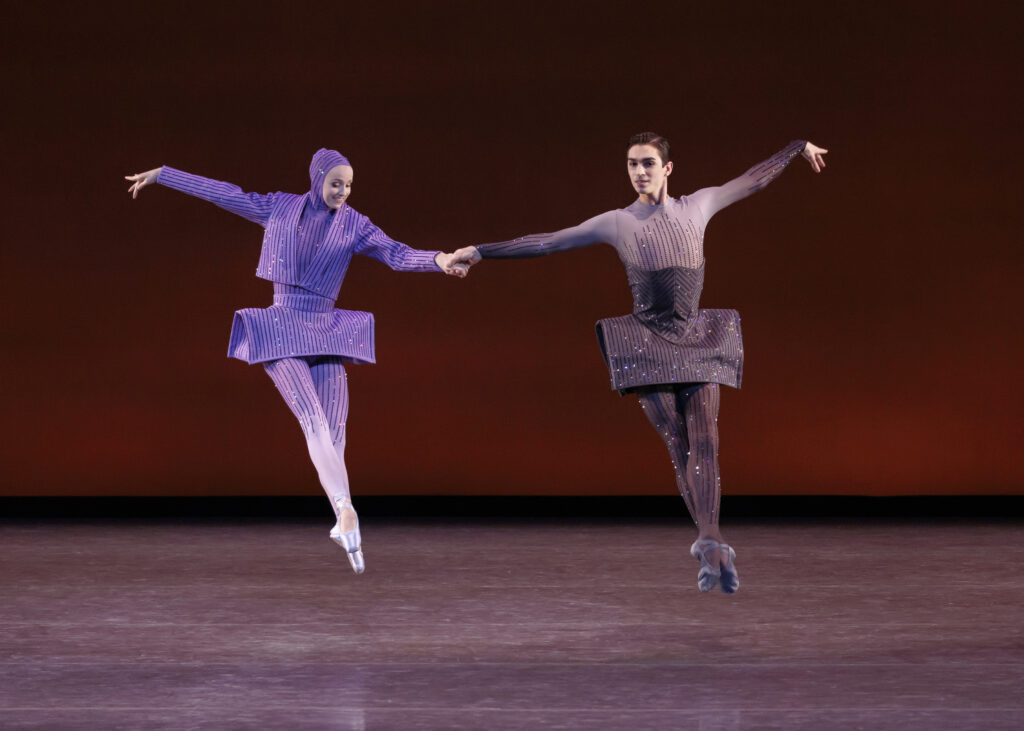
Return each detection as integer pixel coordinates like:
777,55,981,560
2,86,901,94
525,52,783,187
477,141,806,392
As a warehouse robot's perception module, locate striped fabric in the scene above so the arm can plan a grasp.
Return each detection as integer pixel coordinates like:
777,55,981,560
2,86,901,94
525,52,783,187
156,158,443,365
263,356,352,510
228,286,376,365
689,140,806,222
638,383,722,527
263,356,350,445
477,141,805,393
596,264,742,391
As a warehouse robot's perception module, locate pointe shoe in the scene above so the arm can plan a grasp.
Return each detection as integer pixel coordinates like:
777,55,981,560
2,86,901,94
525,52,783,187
719,543,739,594
329,498,365,574
689,538,721,592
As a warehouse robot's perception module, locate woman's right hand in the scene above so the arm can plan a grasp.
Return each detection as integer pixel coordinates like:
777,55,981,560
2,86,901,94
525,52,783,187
125,167,163,198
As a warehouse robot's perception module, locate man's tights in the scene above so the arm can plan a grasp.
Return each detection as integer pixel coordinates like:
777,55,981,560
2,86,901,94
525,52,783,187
637,383,722,528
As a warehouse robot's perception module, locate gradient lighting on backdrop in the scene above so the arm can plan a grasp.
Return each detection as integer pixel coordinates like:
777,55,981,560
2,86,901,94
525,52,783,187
1,2,1019,497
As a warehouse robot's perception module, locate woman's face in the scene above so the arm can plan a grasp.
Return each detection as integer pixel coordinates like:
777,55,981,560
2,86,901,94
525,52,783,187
627,144,672,196
322,164,354,209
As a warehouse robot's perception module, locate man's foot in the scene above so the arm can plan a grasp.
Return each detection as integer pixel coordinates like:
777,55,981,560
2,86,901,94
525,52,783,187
690,538,722,592
719,543,739,594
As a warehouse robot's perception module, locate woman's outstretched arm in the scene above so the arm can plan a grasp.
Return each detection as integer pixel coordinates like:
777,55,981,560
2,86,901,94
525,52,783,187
451,210,618,267
689,141,827,222
354,218,467,277
125,166,281,226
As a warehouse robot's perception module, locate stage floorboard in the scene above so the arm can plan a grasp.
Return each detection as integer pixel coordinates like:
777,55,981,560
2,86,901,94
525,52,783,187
1,518,1021,729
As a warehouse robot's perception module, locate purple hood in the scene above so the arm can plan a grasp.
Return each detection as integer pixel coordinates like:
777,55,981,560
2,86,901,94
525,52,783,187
309,148,351,210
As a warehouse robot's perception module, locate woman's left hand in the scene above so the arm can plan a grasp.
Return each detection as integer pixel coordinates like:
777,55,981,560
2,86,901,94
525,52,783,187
802,142,829,173
435,252,470,278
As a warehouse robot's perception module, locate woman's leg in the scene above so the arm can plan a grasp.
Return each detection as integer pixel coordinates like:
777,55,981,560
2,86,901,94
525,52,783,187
308,357,349,451
308,357,356,531
263,357,350,516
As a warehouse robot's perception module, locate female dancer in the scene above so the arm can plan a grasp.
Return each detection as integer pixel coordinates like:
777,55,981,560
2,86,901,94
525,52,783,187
126,149,468,574
453,134,827,593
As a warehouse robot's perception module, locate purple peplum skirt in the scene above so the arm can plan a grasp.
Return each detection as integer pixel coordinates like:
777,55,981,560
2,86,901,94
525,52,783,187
227,291,376,365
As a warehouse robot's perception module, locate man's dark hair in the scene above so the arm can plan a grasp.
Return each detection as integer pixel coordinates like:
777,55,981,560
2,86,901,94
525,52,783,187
627,132,671,164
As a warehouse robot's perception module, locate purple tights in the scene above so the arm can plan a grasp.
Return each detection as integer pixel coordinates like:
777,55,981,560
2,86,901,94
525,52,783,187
263,357,351,516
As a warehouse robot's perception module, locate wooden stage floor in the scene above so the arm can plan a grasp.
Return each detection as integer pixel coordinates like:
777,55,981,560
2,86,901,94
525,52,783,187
1,517,1021,729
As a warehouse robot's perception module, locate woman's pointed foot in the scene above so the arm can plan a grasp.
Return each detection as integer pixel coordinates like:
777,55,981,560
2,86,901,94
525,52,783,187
330,498,364,574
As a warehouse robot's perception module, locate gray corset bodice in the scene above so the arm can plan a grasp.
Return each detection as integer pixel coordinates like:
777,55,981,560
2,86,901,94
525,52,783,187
626,263,705,342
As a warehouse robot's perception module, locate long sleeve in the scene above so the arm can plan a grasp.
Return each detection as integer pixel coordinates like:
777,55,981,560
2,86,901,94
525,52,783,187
156,166,281,226
476,210,618,258
689,140,806,222
354,218,441,272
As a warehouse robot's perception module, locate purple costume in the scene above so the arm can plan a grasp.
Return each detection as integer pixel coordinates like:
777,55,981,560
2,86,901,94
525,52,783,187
157,149,441,365
476,141,806,529
155,149,444,520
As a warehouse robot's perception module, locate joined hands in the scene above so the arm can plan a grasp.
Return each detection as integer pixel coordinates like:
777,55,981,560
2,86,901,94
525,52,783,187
435,252,471,278
436,246,481,278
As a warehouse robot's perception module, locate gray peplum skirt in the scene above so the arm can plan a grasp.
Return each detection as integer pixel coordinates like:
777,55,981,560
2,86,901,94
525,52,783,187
227,292,376,365
595,308,743,393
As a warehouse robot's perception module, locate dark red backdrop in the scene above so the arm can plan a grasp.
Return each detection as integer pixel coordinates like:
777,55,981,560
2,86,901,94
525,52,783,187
2,2,1020,496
